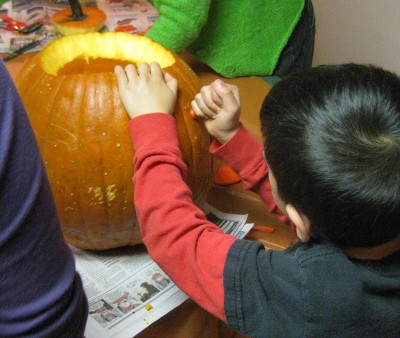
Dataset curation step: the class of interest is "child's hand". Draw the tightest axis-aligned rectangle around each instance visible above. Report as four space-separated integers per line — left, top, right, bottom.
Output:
114 62 178 119
191 79 241 144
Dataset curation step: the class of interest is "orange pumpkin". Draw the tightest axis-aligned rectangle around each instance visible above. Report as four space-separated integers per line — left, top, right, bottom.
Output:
53 0 106 35
16 32 213 250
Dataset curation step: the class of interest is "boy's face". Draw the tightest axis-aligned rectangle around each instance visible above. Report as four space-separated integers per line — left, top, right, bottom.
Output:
267 159 312 243
268 168 287 216
263 151 287 215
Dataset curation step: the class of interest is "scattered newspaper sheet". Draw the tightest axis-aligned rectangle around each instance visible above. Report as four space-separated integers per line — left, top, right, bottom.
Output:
0 0 158 53
72 204 253 338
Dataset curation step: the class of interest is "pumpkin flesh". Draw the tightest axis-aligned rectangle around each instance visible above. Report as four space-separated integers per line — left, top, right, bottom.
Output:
16 32 213 250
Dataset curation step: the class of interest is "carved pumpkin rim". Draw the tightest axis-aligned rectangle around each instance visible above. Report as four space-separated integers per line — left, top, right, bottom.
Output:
40 32 176 76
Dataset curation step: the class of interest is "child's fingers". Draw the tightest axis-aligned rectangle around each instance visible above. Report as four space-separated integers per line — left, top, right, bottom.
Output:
212 80 239 112
137 62 151 76
211 85 223 107
114 65 129 87
228 84 241 105
124 64 138 83
191 100 213 120
190 100 203 119
149 62 163 76
164 72 179 96
200 86 221 114
193 92 218 119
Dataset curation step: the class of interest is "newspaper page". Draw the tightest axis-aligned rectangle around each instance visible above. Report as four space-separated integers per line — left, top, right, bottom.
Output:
203 203 254 239
0 0 158 53
72 245 188 338
73 205 253 338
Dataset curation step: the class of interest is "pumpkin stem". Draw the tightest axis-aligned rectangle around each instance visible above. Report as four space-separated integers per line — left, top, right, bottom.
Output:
68 0 87 21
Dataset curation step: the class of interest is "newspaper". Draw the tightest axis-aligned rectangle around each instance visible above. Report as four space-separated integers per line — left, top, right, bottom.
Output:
72 204 253 338
0 0 158 53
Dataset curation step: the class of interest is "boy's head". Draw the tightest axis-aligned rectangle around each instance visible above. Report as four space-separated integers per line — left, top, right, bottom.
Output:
261 64 400 248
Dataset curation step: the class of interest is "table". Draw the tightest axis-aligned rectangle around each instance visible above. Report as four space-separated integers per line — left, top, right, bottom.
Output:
2 51 296 337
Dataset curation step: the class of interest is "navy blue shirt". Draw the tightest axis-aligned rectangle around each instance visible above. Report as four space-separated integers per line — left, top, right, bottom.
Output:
224 238 400 337
0 61 88 337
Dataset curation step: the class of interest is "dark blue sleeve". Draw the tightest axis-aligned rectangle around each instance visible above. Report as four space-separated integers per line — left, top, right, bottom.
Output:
223 239 305 337
0 60 88 337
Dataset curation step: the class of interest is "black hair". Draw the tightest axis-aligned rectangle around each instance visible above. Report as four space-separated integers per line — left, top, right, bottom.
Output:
261 64 400 248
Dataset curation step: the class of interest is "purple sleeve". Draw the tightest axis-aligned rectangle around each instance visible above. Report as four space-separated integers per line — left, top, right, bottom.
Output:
0 61 88 337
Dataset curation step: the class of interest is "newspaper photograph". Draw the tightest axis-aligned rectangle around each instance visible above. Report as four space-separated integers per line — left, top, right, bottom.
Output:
73 204 253 337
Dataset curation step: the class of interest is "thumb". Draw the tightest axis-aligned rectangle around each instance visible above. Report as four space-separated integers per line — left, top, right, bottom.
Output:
213 79 238 112
164 72 179 96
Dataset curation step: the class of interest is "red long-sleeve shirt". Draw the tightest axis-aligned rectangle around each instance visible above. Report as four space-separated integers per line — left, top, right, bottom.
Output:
130 113 287 321
131 114 400 338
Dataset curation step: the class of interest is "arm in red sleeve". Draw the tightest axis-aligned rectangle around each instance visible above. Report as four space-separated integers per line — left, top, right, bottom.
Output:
211 124 289 225
130 113 236 321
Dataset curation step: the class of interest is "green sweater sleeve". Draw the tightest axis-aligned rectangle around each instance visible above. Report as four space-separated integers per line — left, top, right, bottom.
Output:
146 0 212 52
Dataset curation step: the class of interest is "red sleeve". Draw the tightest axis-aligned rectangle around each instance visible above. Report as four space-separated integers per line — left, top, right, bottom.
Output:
130 113 236 321
211 125 289 225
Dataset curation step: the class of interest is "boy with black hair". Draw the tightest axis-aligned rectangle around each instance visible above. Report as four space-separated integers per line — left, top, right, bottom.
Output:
114 62 400 337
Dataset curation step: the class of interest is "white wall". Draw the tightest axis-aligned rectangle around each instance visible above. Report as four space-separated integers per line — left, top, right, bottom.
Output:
312 0 400 74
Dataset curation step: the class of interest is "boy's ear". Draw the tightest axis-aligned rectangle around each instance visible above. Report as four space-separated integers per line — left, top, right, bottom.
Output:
286 204 311 243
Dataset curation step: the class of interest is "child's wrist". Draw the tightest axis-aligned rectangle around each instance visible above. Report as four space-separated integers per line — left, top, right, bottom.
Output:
215 127 240 144
128 111 171 119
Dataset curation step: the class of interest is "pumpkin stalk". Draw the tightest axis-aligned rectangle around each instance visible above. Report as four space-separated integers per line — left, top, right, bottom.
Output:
68 0 87 21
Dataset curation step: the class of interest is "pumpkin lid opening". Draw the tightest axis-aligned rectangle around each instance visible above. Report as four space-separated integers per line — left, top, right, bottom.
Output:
40 32 176 76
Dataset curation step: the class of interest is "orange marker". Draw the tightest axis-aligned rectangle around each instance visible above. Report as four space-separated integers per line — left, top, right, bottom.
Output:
189 109 198 120
214 165 241 186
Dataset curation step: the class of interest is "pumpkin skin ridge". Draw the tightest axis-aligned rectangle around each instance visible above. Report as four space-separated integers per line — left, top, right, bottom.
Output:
25 61 126 248
75 75 97 248
110 82 140 247
79 74 132 249
71 71 138 249
176 70 199 201
16 33 212 250
95 74 122 247
50 74 107 249
67 86 96 246
173 90 194 191
35 71 95 246
17 55 52 130
170 58 213 204
147 51 212 206
51 75 93 247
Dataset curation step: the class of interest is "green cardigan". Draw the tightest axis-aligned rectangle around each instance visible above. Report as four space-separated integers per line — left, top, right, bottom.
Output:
146 0 305 78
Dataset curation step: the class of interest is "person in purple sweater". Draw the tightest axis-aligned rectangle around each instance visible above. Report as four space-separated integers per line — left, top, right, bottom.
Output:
0 60 88 337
